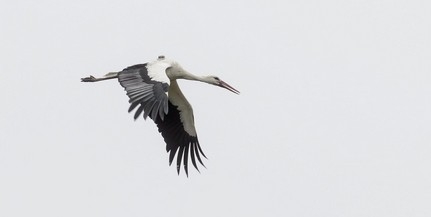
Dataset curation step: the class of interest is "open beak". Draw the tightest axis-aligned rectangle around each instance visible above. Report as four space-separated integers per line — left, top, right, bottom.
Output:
219 80 240 94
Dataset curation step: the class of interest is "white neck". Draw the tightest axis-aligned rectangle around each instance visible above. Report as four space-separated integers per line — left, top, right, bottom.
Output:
180 71 213 84
166 66 214 84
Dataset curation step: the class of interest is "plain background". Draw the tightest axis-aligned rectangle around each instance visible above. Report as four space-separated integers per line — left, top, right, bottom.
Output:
1 0 430 216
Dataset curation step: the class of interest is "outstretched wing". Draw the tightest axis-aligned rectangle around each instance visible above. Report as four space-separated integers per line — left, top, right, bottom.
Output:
118 64 206 176
118 64 170 121
153 102 207 176
153 81 207 176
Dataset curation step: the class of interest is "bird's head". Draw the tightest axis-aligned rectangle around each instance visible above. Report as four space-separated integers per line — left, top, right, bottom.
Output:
159 55 240 94
205 76 240 94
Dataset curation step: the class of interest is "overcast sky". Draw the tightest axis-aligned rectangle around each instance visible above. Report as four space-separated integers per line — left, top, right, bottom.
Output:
1 0 430 216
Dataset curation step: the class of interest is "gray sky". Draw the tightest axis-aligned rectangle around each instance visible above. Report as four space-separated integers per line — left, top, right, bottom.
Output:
1 0 430 216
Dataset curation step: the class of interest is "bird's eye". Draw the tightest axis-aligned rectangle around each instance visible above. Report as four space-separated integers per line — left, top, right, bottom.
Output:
214 77 220 81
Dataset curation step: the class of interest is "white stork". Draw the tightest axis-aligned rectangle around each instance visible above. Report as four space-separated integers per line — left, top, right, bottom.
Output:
81 56 239 176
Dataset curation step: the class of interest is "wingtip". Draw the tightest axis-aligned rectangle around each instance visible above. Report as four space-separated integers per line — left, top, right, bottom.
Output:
184 165 189 177
81 75 95 82
176 165 181 175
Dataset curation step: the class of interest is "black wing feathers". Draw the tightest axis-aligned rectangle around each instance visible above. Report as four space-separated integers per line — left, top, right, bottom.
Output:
118 64 169 121
153 102 206 176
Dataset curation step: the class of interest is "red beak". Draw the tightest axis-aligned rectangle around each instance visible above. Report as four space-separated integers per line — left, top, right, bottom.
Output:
219 80 240 94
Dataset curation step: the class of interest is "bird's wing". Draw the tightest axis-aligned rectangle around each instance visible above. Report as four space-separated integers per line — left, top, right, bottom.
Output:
118 64 170 121
153 81 207 176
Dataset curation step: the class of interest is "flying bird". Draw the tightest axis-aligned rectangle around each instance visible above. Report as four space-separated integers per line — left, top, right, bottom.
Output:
81 55 240 176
